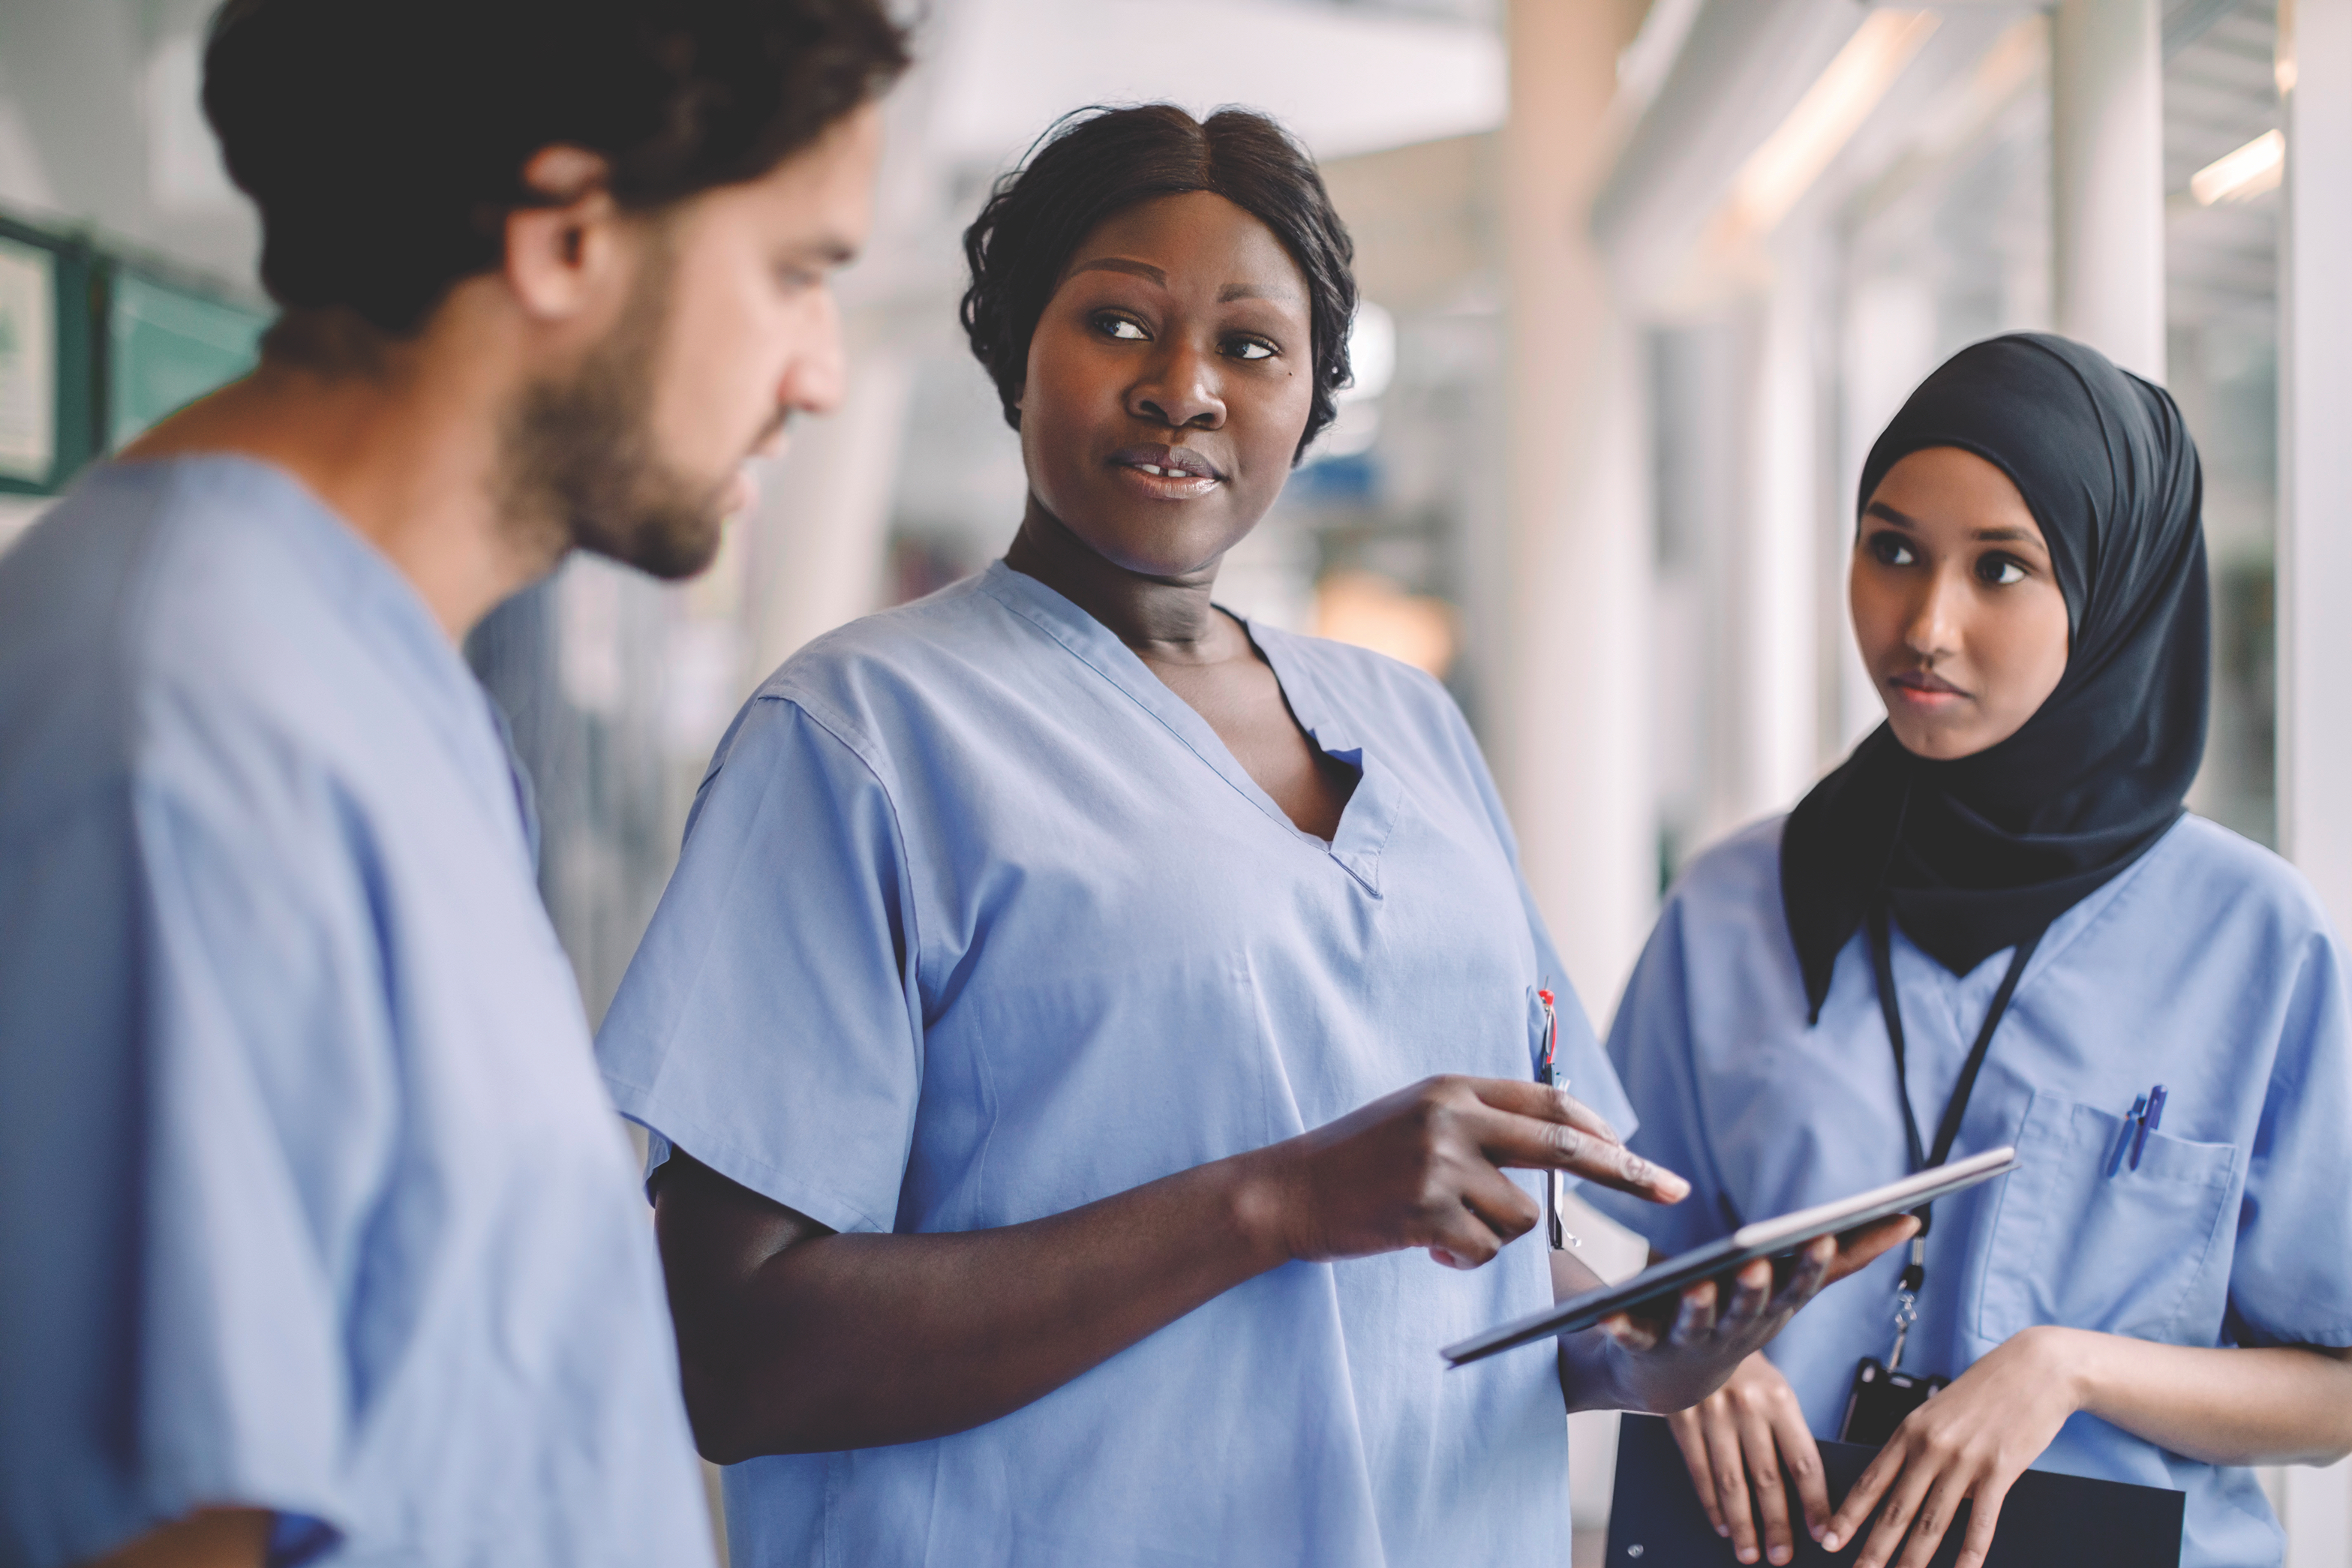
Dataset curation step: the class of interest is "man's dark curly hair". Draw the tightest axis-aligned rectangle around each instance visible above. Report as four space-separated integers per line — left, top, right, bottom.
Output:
960 105 1357 464
203 0 909 343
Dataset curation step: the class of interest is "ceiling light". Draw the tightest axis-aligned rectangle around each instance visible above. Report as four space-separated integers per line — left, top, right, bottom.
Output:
2191 129 2284 206
1723 10 1942 236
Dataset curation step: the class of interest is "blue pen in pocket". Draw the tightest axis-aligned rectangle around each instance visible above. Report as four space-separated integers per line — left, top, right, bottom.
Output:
2108 1093 2149 1177
2107 1085 2169 1176
2130 1083 2168 1170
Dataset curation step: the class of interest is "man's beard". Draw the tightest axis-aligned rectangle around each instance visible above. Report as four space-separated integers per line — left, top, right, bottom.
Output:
495 245 750 583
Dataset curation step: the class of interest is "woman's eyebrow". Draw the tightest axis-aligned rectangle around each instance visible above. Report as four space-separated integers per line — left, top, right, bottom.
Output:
1068 257 1166 285
1864 501 2043 549
1217 282 1299 302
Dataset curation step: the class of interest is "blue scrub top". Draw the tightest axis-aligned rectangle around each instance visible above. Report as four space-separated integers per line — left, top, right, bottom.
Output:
0 458 714 1568
596 560 1636 1568
1585 815 2352 1568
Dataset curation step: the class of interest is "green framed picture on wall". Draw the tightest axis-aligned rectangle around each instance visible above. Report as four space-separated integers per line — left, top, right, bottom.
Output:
0 233 57 486
0 212 98 497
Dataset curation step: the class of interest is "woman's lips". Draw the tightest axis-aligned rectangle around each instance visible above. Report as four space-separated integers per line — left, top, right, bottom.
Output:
1888 667 1969 706
1109 443 1223 499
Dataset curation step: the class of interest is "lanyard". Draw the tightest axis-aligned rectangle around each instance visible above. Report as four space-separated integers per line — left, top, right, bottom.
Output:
1866 908 2042 1215
1864 907 2042 1365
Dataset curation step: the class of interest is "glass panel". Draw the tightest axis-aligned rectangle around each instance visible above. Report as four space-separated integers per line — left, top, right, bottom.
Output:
107 269 268 449
2166 0 2280 847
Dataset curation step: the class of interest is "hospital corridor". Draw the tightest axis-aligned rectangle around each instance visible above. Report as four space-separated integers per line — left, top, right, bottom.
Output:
0 2 2347 1565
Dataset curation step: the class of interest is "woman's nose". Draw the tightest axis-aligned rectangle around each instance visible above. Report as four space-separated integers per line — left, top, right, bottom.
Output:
1130 338 1224 430
1904 567 1965 656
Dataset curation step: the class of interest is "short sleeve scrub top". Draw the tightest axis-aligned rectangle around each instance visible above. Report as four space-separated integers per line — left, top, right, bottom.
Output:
1582 814 2352 1568
596 561 1634 1568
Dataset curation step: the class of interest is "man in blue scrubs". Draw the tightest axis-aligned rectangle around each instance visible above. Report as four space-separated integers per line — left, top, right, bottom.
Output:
0 3 905 1564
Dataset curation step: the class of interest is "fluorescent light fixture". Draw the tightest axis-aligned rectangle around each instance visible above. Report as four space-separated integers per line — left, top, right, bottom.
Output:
2191 129 2284 206
1723 10 1941 236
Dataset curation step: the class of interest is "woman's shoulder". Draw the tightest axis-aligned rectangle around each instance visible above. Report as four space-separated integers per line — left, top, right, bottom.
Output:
2142 814 2341 947
682 575 1025 804
749 572 1026 724
1666 815 1791 920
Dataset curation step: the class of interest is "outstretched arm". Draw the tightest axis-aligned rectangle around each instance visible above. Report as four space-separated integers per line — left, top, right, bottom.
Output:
656 1075 1687 1462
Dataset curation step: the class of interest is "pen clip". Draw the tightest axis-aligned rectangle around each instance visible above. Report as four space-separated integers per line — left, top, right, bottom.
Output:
1536 987 1558 1080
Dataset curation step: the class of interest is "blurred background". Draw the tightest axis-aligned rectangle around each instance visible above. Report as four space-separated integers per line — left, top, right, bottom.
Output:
1 1 2347 1562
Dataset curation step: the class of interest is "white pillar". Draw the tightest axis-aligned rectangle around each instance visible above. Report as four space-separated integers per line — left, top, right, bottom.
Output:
2281 0 2352 939
2279 8 2352 1562
1735 254 1822 815
2052 0 2167 381
1500 0 1654 1018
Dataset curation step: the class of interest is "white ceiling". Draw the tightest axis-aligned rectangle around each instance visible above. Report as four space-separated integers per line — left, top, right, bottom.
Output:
0 0 1507 296
919 0 1504 170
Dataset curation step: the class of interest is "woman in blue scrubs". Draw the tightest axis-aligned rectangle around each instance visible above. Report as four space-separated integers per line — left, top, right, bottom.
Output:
1586 335 2352 1568
594 106 1905 1566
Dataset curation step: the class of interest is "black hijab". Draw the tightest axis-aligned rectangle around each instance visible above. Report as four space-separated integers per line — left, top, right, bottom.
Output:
1781 332 2209 1021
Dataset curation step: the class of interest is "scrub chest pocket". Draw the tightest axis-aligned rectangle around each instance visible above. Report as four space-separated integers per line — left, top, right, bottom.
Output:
1974 1090 2241 1345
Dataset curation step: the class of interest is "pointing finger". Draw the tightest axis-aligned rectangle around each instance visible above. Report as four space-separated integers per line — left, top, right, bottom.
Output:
1481 1110 1690 1202
1470 1077 1626 1142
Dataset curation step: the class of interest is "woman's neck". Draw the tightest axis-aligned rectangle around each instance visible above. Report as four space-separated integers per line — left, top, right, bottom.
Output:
1002 497 1236 663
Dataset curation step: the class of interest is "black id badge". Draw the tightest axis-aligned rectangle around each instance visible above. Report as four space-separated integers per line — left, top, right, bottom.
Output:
1837 1356 1948 1447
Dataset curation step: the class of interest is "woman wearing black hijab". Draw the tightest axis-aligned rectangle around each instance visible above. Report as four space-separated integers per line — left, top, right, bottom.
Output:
1583 335 2352 1568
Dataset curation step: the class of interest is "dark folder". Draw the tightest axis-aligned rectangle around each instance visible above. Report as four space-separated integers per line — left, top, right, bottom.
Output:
1605 1413 2185 1567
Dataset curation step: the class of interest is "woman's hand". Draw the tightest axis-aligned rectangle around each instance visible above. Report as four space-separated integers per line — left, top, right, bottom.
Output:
1572 1221 1915 1422
1251 1075 1689 1269
1821 1325 2080 1568
1666 1350 1828 1566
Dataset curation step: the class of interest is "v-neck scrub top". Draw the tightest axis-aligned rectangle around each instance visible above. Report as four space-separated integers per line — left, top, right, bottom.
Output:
0 458 713 1567
596 561 1634 1568
1582 816 2352 1568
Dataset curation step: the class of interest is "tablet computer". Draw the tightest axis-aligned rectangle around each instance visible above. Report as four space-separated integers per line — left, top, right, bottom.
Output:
1440 1145 2020 1368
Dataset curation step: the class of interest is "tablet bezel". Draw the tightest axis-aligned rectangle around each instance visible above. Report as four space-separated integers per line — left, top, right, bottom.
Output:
1439 1145 2020 1368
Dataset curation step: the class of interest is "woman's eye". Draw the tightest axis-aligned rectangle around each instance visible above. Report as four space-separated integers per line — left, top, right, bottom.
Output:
1227 338 1275 362
1098 315 1149 341
1870 533 1916 567
1980 555 2028 586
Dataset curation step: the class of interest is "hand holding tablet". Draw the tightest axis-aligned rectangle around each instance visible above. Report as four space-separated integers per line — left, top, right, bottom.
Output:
1442 1147 2021 1367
